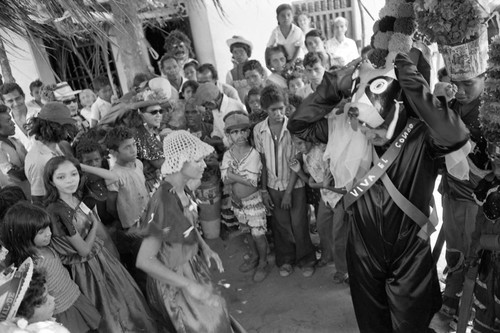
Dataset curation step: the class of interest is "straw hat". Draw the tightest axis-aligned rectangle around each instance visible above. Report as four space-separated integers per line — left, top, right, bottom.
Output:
226 36 253 51
53 82 81 101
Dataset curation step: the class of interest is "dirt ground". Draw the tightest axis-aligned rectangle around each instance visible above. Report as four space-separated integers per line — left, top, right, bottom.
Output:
204 177 457 333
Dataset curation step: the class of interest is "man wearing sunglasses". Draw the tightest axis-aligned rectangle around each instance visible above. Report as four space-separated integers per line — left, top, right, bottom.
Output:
193 83 246 143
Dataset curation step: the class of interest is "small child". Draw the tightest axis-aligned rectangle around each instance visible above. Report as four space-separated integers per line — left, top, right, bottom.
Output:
245 87 267 126
75 138 115 227
286 94 303 118
287 73 305 95
183 60 198 81
181 80 199 100
1 202 101 331
267 4 305 63
265 45 289 89
290 135 349 284
27 79 44 109
90 76 113 128
253 85 316 278
226 36 253 101
221 111 269 282
104 127 149 287
79 89 97 124
243 60 266 91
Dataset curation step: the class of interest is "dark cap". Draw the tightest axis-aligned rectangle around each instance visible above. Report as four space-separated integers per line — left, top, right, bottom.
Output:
37 102 76 125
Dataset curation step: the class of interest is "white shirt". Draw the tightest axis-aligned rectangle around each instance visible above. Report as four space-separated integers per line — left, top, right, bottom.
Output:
267 24 305 61
324 37 359 66
211 95 246 139
90 97 112 123
25 140 64 197
11 107 38 151
217 81 241 102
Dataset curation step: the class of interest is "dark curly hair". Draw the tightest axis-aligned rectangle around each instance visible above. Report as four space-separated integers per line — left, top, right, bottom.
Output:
0 186 27 221
1 202 52 267
26 117 67 143
17 269 49 320
75 138 103 161
164 30 194 59
260 84 287 110
29 80 43 95
242 60 266 77
104 126 134 151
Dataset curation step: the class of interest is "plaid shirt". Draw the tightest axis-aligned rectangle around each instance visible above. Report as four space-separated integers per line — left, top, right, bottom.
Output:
253 117 304 191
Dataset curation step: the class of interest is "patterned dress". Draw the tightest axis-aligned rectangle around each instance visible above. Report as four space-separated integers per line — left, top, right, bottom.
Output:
135 125 164 195
140 182 235 333
47 200 159 333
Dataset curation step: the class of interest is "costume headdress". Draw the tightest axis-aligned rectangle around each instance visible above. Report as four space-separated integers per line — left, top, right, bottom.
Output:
480 35 500 153
0 258 34 321
415 0 490 81
369 0 417 68
161 130 214 174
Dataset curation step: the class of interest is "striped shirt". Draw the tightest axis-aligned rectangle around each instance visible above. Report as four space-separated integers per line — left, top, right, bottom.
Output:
253 117 304 191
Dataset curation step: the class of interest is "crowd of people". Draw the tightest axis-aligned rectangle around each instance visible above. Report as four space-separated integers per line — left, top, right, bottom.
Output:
0 1 499 333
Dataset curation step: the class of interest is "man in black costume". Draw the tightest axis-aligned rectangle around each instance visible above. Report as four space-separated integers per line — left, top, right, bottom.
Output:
288 53 469 332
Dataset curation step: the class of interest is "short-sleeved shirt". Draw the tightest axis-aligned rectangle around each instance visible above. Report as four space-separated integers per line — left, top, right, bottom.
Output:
267 24 305 61
106 160 149 229
221 147 262 187
324 37 359 66
211 95 247 139
25 140 64 196
140 182 198 247
90 97 112 123
253 117 304 191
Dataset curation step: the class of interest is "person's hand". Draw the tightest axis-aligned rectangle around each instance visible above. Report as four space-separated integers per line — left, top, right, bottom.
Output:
323 169 334 189
185 282 219 306
289 158 301 173
281 191 292 210
159 128 174 137
261 190 274 212
433 82 457 102
308 177 317 188
202 246 224 273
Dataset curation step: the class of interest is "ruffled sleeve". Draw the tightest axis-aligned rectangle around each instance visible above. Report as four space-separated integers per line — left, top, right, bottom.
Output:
140 182 197 245
46 202 77 237
220 151 235 181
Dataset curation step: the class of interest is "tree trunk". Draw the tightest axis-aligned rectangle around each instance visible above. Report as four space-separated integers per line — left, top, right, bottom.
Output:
109 0 150 89
0 38 15 83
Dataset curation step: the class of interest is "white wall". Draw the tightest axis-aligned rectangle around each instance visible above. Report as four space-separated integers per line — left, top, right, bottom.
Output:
0 30 55 96
202 0 384 81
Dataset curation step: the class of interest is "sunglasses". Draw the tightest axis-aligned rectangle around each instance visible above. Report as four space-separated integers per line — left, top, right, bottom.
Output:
145 109 164 115
63 98 77 105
